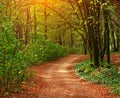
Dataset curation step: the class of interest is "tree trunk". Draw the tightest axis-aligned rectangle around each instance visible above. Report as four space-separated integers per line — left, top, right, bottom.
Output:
70 32 74 47
25 6 30 45
104 12 110 64
34 5 37 34
44 0 48 39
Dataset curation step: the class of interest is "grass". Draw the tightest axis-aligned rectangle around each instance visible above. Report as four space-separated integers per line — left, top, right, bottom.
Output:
74 60 120 95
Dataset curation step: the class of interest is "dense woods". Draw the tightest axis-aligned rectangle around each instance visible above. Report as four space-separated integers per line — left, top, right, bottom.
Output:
0 0 120 96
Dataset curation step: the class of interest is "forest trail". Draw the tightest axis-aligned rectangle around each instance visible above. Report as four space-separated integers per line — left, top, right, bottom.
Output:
12 54 120 98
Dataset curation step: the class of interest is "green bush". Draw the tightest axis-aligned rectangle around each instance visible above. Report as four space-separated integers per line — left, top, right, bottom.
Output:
24 34 45 65
74 60 120 95
24 34 65 65
62 46 80 55
43 41 64 60
74 60 94 73
0 17 27 93
24 33 81 66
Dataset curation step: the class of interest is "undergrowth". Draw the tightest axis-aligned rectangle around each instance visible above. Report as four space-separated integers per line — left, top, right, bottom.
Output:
0 17 28 94
24 33 75 65
74 60 120 95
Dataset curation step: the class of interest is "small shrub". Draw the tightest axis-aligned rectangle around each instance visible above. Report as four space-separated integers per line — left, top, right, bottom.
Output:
24 34 45 65
111 85 120 95
43 41 64 60
74 60 94 73
101 62 111 68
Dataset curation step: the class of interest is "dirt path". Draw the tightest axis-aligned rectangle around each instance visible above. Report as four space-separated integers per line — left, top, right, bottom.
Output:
10 55 120 98
111 54 120 67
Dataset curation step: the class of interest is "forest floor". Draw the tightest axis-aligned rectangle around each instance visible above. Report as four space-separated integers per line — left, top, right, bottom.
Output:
4 54 120 98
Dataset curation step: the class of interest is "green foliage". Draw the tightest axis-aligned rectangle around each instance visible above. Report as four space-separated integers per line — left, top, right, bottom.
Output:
62 46 79 55
0 18 27 93
74 60 94 74
24 34 45 65
100 62 111 68
74 60 120 95
24 34 65 65
44 41 64 60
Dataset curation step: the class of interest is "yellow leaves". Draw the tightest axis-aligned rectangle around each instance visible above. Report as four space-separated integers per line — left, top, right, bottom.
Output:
78 0 82 4
19 71 21 74
90 1 93 4
35 54 38 57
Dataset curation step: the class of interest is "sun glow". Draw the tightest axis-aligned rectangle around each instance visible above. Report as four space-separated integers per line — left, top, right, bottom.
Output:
79 0 82 3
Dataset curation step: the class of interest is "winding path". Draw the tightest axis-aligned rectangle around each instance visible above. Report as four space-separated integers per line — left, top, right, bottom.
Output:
12 55 120 98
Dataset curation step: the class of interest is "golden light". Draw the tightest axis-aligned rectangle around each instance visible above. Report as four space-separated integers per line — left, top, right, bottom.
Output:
79 0 82 3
